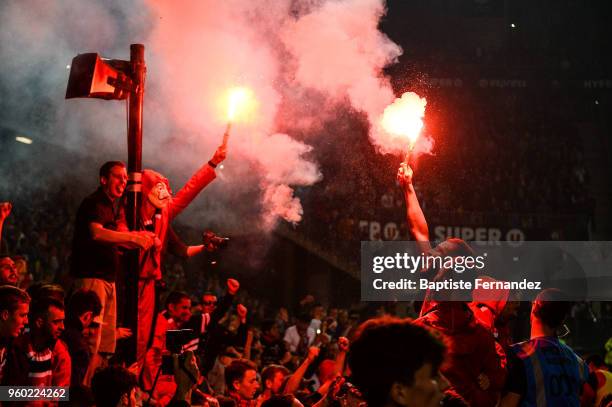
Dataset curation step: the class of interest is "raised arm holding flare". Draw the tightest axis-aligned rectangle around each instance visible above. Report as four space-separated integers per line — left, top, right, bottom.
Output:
396 162 505 406
136 143 227 369
397 162 431 253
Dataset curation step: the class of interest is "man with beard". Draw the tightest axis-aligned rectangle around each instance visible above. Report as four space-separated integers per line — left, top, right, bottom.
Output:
6 297 71 392
0 254 19 286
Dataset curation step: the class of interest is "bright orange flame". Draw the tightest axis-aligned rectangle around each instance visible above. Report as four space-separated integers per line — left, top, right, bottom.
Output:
227 87 251 121
381 92 426 150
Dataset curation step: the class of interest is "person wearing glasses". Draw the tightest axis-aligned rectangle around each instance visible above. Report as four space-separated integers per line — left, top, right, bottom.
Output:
501 289 591 407
184 279 240 355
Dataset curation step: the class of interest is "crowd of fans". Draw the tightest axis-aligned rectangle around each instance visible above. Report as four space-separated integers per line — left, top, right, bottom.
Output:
0 153 611 406
1 249 611 406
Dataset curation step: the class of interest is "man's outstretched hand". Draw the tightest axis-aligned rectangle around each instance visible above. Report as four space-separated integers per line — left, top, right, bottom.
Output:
210 144 227 166
396 162 413 188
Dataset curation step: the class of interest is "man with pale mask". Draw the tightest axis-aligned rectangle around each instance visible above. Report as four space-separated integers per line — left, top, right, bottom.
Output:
136 143 227 367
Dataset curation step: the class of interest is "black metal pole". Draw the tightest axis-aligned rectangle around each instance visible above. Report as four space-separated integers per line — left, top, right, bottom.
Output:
124 43 145 364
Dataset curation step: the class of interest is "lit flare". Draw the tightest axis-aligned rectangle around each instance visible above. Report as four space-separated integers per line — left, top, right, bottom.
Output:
381 91 426 157
223 87 254 147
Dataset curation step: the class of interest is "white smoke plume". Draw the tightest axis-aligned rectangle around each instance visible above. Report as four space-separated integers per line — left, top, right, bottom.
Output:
280 0 410 154
0 0 412 234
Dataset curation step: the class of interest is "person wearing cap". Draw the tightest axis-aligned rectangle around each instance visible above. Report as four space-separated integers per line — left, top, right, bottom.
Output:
501 288 591 407
397 162 505 407
136 143 227 369
62 289 103 387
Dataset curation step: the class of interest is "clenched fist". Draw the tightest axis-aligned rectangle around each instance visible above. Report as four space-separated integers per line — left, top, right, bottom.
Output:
396 162 413 188
237 304 248 323
227 278 240 295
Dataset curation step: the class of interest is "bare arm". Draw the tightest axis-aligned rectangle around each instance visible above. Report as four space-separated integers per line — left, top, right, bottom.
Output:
284 347 320 395
89 222 154 250
333 337 349 377
244 329 254 361
168 145 226 220
397 163 431 252
500 393 520 407
0 202 11 249
167 227 206 258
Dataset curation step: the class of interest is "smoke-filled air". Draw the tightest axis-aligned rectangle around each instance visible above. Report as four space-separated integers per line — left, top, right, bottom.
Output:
0 0 428 234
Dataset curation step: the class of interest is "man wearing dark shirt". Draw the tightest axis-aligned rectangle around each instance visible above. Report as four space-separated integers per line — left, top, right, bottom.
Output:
70 161 155 385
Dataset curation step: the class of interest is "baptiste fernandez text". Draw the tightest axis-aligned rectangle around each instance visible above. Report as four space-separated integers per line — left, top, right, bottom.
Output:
372 278 542 291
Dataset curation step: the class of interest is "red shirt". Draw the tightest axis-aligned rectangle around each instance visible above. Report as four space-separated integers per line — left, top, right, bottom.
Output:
4 333 71 407
139 163 216 280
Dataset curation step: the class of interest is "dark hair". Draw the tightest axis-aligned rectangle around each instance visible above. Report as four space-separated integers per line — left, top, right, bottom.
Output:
348 317 446 407
261 364 290 388
164 291 190 310
533 289 573 330
99 161 125 179
65 385 95 407
261 395 295 407
0 285 30 312
30 297 64 320
225 359 257 390
91 365 138 407
296 313 311 324
67 289 102 320
26 283 65 304
261 319 278 333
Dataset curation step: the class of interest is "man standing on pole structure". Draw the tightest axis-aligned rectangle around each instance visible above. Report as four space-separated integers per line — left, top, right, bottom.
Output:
118 44 228 367
65 44 228 368
135 144 227 368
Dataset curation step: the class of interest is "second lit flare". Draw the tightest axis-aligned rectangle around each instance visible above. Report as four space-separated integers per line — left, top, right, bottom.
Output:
381 91 427 158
